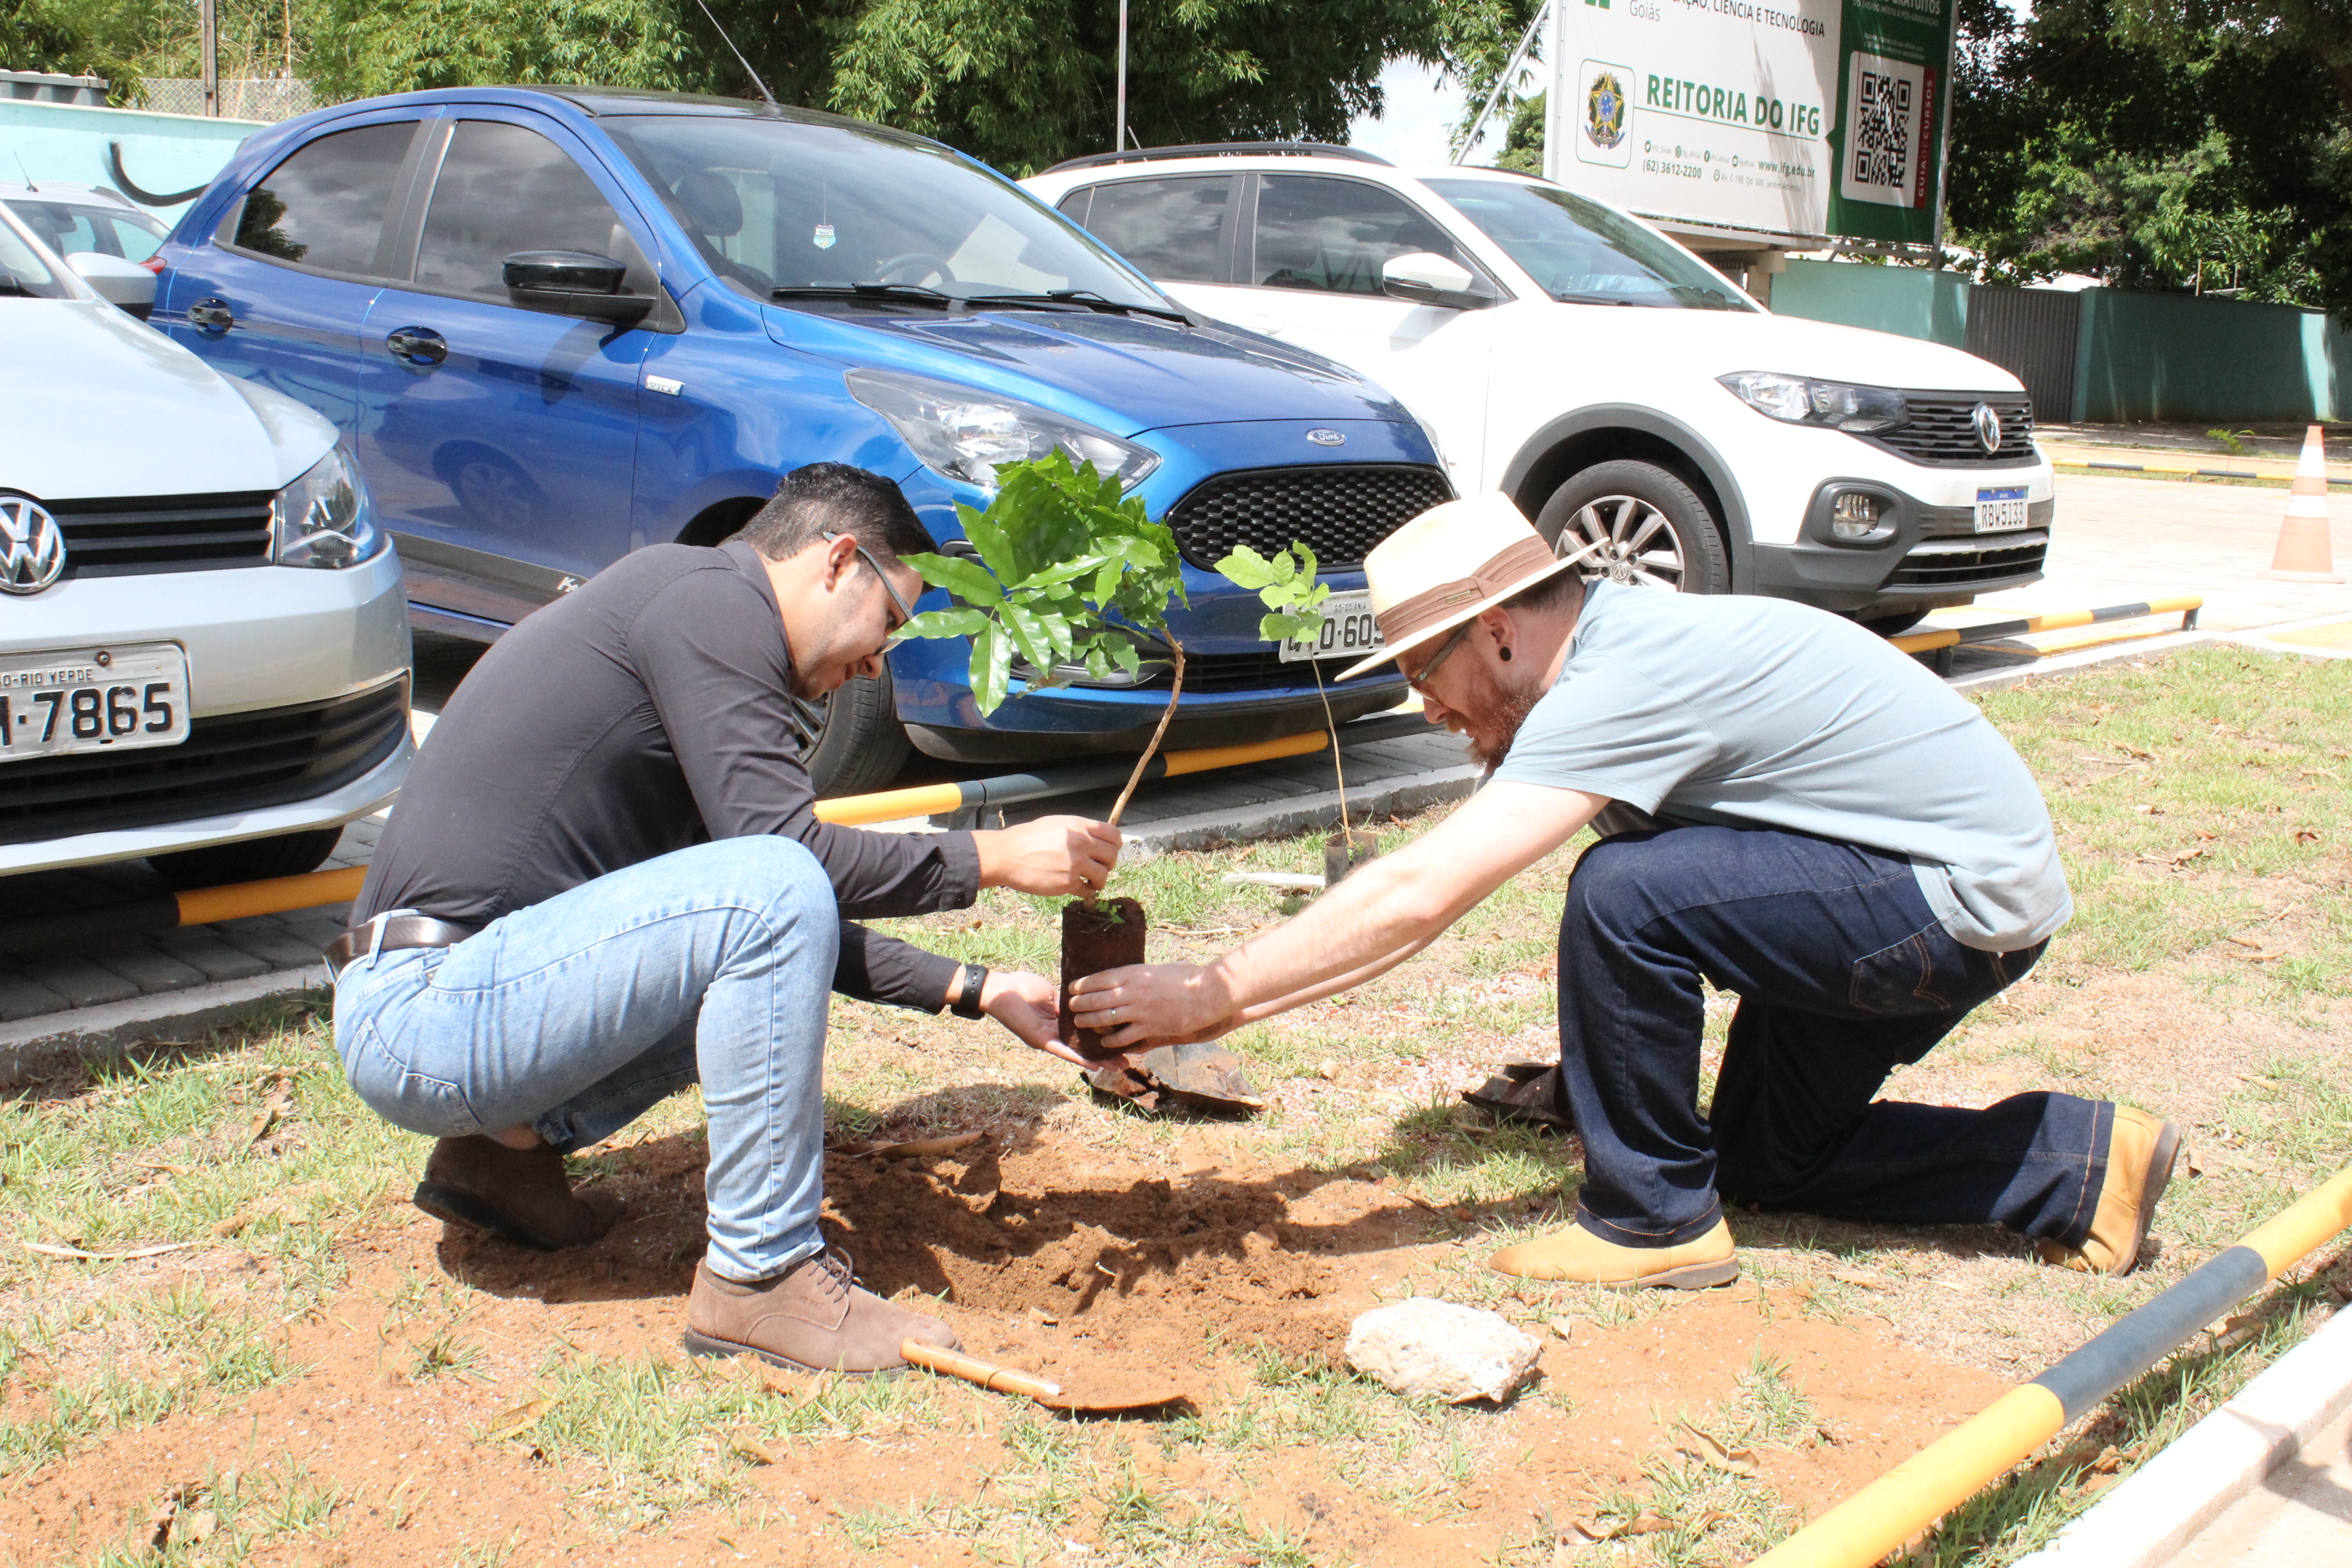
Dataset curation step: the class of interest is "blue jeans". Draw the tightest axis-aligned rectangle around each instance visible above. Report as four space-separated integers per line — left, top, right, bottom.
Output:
332 836 838 1281
1555 824 2106 1250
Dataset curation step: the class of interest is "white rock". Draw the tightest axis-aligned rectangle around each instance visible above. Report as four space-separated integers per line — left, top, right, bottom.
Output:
1345 1296 1544 1403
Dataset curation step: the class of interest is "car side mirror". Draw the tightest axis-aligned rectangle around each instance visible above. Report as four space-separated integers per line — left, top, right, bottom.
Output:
1381 252 1493 310
502 250 655 325
67 250 157 318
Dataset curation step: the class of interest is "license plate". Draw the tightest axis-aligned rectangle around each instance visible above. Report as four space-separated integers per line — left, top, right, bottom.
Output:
1974 487 2030 532
0 642 191 762
1279 591 1385 662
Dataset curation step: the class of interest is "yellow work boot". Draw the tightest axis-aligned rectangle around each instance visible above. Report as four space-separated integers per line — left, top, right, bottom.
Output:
1488 1218 1738 1290
2036 1106 2182 1277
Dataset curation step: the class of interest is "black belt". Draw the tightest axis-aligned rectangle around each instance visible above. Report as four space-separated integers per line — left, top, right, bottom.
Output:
324 915 476 979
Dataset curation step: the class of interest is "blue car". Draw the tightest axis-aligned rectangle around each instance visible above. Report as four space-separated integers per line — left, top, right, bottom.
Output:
150 88 1447 794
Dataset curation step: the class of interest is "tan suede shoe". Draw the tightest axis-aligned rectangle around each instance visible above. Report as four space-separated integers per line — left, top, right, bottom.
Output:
2036 1105 2182 1277
683 1250 958 1375
412 1135 625 1252
1488 1217 1739 1289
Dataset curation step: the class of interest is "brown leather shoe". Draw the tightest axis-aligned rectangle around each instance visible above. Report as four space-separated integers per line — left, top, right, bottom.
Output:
412 1134 625 1252
682 1250 958 1375
2037 1105 2182 1277
1487 1217 1739 1289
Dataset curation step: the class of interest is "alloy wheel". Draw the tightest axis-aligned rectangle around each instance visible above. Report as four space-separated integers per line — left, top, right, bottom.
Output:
1553 494 1690 590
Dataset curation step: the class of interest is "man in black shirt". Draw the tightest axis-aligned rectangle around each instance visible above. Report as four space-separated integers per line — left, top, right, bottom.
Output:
332 464 1119 1374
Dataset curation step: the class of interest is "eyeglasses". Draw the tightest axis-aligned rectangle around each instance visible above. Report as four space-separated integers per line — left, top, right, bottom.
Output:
1399 620 1475 696
822 529 915 649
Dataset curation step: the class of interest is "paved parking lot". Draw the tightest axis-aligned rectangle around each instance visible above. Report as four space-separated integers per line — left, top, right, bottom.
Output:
7 468 2342 1063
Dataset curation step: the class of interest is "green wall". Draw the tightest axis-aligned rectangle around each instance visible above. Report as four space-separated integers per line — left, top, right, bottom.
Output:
1771 258 2347 423
1769 259 1970 348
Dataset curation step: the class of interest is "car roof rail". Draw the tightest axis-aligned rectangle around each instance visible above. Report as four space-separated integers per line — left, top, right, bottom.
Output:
1041 142 1392 175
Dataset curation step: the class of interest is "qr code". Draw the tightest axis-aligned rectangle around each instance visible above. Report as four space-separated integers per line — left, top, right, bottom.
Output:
1850 67 1914 189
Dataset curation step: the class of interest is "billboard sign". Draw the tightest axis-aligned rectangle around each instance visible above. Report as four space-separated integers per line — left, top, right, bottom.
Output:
1546 0 1954 245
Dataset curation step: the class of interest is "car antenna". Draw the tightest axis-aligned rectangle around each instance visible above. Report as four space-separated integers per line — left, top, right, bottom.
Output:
690 0 780 110
12 154 35 192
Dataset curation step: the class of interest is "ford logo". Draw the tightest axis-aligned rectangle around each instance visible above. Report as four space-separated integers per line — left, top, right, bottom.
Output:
0 496 65 595
1305 429 1346 447
1971 404 2003 455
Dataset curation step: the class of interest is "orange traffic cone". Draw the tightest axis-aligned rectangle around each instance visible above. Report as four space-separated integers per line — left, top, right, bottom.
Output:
2259 425 2343 583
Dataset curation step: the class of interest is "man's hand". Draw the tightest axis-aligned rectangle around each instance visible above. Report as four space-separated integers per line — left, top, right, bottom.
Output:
1066 961 1232 1050
973 815 1121 897
978 969 1090 1066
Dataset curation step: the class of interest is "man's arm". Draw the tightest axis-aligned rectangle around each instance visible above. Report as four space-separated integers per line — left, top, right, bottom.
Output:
835 921 1085 1065
1067 781 1607 1047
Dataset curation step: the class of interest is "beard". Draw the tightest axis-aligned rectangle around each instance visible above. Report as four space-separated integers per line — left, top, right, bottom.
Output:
1454 659 1546 769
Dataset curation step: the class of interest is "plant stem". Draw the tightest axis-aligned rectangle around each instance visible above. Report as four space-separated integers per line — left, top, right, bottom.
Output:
1107 637 1183 829
1312 659 1350 834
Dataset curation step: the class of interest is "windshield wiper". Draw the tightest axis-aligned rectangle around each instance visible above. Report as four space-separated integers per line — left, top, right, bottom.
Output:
770 282 957 308
960 288 1193 325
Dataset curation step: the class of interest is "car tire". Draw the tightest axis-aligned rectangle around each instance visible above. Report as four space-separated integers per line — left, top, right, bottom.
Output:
1535 460 1731 594
794 666 913 799
146 826 346 892
1857 611 1927 637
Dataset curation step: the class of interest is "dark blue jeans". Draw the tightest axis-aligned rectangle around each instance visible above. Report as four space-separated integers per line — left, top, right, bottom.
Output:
1554 824 2108 1251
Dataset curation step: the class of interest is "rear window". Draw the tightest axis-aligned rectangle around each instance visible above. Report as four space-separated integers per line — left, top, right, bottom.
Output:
1066 176 1232 283
231 121 415 274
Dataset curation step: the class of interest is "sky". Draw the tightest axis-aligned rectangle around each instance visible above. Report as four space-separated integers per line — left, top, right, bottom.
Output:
1346 56 1478 171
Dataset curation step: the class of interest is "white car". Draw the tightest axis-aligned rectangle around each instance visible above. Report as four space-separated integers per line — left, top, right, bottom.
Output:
1025 146 2053 631
0 202 412 886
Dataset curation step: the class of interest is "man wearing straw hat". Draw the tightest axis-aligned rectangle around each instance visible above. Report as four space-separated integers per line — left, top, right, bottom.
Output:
1069 493 2180 1287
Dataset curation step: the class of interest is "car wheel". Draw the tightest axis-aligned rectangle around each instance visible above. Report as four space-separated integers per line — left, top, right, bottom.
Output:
1857 611 1927 637
792 665 913 799
1535 460 1731 594
146 826 346 892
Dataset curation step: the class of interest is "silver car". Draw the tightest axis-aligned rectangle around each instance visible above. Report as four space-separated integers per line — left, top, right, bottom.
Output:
0 203 412 887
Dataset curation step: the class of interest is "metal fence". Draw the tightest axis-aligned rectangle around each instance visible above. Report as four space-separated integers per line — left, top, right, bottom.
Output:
1963 284 2083 425
137 78 317 122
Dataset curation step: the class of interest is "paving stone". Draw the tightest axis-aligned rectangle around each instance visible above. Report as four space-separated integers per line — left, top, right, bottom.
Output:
208 919 335 969
88 945 208 992
148 929 275 983
0 973 70 1022
25 956 140 1009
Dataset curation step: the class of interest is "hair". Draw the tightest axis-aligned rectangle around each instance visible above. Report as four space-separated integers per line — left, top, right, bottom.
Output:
732 463 934 563
1499 566 1586 616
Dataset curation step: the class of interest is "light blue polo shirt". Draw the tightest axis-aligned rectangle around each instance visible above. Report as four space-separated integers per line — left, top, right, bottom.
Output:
1490 581 2071 951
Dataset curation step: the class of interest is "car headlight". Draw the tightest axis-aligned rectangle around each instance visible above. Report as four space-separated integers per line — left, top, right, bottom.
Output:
847 368 1161 490
272 446 382 568
1717 371 1908 434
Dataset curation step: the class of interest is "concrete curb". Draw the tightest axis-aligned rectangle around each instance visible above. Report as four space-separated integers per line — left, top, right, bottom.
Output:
2012 1304 2352 1568
0 964 327 1088
1120 761 1484 860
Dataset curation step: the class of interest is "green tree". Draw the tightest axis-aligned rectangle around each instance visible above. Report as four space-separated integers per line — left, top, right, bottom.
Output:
308 0 696 101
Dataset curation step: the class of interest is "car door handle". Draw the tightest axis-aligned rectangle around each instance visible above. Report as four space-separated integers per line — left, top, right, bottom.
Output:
188 297 234 334
385 326 447 367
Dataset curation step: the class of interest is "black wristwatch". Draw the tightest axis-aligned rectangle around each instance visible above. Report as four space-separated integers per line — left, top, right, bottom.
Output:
949 962 989 1020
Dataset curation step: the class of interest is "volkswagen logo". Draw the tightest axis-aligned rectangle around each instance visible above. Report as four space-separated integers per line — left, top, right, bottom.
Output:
1305 428 1347 447
1971 403 2004 455
0 496 65 595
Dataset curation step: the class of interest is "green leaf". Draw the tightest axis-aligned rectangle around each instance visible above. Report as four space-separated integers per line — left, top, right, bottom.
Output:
968 622 1011 715
1260 610 1322 644
1215 544 1279 590
1017 554 1108 590
998 601 1060 673
906 552 1004 610
898 606 987 640
956 504 1018 583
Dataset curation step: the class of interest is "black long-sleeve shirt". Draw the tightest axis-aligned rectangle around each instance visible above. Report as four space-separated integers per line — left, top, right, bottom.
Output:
356 540 978 1010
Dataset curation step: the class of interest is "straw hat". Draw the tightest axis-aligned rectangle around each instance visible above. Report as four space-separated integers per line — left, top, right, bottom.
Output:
1337 493 1582 680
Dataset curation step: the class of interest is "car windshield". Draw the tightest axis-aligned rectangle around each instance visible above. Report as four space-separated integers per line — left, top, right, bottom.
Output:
1424 178 1750 310
0 212 71 299
603 116 1171 312
3 198 169 264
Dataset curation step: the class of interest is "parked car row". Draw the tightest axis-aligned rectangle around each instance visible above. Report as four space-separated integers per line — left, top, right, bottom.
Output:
3 88 2052 889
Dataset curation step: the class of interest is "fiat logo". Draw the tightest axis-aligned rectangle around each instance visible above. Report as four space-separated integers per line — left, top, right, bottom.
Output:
0 496 65 595
1971 404 2003 455
1305 428 1346 446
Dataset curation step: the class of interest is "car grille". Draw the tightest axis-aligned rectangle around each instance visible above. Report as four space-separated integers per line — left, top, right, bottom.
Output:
1162 464 1453 570
1866 393 2038 467
1154 650 1400 693
0 678 407 846
1886 533 2048 588
49 490 276 578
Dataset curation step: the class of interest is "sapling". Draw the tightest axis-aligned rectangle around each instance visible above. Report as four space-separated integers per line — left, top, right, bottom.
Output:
1214 540 1377 884
896 451 1187 1053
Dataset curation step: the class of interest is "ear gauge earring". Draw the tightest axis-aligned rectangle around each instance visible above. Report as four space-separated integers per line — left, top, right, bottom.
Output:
1498 645 1514 662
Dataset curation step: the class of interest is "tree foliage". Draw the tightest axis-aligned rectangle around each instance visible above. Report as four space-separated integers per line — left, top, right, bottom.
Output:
1215 540 1328 647
898 451 1186 716
1949 0 2352 308
308 0 696 101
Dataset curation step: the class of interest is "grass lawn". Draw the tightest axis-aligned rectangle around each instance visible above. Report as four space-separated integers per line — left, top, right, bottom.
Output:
1 644 2347 1567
